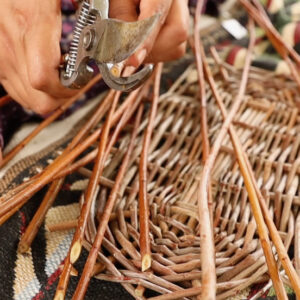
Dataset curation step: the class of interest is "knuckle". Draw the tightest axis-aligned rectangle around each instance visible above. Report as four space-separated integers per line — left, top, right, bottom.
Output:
173 44 186 59
29 67 49 91
14 8 29 30
33 101 56 115
174 26 188 44
29 94 58 115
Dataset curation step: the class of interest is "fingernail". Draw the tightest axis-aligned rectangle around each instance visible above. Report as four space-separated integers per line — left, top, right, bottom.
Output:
136 49 148 65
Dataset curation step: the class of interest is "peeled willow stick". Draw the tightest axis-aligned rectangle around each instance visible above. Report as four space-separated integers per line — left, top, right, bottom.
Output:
200 23 289 298
210 47 229 82
194 0 209 163
244 154 300 297
193 0 213 229
17 91 115 253
139 63 163 272
72 104 143 300
0 74 102 168
54 84 147 299
54 92 120 300
195 19 255 300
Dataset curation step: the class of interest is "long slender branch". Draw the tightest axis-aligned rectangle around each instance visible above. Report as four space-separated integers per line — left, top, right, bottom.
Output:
17 90 115 253
0 89 140 219
201 21 290 299
54 91 120 300
139 63 163 272
72 104 143 300
196 19 255 300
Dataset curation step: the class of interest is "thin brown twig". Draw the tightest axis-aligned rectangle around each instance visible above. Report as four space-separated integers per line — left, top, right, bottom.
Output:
17 91 115 253
192 1 213 293
46 220 78 232
54 91 121 300
209 46 229 82
18 179 65 253
245 154 300 297
195 18 255 300
194 0 209 164
72 104 144 300
201 22 289 299
53 88 143 180
139 63 163 272
54 84 147 299
0 87 140 220
193 0 213 232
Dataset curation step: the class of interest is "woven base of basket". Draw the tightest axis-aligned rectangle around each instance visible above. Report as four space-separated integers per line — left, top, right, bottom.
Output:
69 61 299 299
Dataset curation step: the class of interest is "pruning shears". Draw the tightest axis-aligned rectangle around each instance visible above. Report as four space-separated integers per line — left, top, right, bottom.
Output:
60 0 159 91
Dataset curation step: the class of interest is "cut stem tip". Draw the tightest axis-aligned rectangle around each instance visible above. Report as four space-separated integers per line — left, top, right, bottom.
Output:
142 254 152 272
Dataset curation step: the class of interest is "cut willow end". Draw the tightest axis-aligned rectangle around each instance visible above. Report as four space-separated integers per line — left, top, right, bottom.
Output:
17 242 30 254
59 264 78 277
135 285 145 298
53 291 64 300
110 63 124 77
70 240 82 264
142 253 152 272
71 267 79 277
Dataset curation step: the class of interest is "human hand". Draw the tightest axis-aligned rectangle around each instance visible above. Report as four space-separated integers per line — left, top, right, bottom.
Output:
109 0 190 67
0 0 76 115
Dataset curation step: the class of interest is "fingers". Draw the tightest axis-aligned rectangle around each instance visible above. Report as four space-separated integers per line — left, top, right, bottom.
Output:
145 0 189 63
2 65 68 115
25 31 76 99
24 12 75 99
127 0 173 66
127 0 189 66
109 0 139 21
0 0 76 115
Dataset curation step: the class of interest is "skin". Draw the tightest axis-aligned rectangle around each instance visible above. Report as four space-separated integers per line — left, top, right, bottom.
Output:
0 0 189 161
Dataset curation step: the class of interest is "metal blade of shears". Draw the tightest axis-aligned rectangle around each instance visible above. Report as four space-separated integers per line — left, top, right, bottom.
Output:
93 14 159 64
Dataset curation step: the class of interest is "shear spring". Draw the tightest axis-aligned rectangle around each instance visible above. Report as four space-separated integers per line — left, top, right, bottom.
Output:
61 0 158 91
65 1 96 78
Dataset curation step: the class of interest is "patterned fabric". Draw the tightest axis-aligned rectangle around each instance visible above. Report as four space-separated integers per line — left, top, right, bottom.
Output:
221 0 300 74
0 5 297 299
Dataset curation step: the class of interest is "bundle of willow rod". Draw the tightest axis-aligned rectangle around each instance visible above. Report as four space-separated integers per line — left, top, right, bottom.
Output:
1 0 300 299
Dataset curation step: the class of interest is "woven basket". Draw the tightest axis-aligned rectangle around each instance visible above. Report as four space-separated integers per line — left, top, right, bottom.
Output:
76 60 300 299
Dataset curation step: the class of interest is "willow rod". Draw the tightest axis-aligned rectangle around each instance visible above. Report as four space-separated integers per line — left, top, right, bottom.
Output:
195 18 255 300
139 63 163 272
0 88 140 219
17 90 115 253
54 91 120 300
193 0 213 230
200 21 290 299
72 104 143 300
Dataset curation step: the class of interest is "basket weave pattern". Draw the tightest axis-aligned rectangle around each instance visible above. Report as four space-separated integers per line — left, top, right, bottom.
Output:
80 63 300 299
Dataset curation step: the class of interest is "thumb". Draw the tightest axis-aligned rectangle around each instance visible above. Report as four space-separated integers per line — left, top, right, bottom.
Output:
128 0 173 67
109 0 138 22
